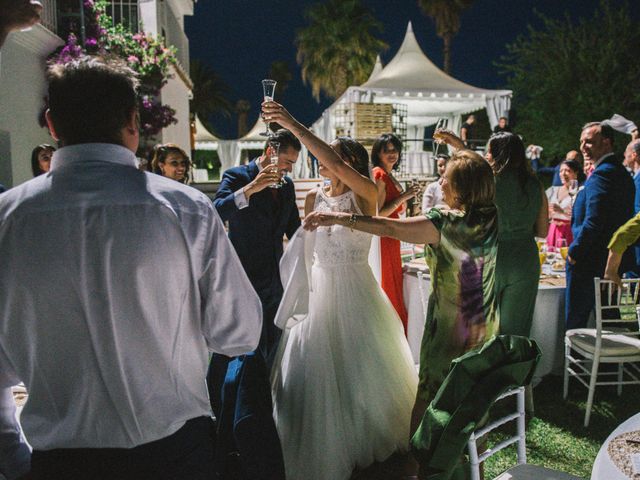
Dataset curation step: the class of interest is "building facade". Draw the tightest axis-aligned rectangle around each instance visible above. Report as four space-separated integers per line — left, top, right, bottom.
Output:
0 0 194 188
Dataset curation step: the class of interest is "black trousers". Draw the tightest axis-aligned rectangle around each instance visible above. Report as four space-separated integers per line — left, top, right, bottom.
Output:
31 416 216 480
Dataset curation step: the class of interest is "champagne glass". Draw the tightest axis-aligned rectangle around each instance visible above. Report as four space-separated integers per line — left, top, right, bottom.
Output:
268 140 282 189
556 238 568 260
567 179 579 204
261 79 277 137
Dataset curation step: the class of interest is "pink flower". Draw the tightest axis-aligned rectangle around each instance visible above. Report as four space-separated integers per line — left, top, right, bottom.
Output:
127 55 139 63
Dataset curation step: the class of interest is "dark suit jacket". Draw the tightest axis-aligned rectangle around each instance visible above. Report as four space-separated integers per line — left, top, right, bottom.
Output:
214 160 301 302
569 153 635 274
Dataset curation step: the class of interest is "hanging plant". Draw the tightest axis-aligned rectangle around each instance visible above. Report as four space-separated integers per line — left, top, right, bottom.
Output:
43 0 178 140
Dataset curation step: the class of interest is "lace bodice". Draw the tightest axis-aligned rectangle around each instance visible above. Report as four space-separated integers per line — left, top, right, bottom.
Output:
313 188 372 267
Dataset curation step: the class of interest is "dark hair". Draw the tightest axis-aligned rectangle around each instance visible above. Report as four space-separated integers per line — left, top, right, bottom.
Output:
488 131 535 190
31 144 56 177
47 55 139 146
336 136 370 178
262 128 301 154
371 133 403 171
151 143 191 183
447 150 495 210
499 116 508 121
631 139 640 155
561 159 581 175
436 153 450 162
582 121 615 146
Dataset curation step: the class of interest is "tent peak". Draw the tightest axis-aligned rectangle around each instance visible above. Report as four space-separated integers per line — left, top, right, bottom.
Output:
406 21 413 33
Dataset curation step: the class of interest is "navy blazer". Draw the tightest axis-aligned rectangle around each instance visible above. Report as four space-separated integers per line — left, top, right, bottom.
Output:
214 160 301 300
569 153 635 274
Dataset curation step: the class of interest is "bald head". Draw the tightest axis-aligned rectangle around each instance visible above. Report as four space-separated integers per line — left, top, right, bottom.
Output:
624 139 640 171
565 150 582 165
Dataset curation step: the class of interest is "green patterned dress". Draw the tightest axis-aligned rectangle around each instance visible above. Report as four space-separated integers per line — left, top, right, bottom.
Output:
418 206 500 403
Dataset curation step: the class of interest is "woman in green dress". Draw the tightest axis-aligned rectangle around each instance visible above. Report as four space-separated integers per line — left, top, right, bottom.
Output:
436 130 548 337
486 132 548 336
303 149 500 429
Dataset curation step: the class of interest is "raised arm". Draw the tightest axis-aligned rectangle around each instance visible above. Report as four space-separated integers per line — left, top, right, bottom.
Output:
262 101 377 214
304 210 440 245
433 129 466 151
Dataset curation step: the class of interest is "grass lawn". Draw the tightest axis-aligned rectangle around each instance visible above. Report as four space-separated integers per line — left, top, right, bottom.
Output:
484 374 640 479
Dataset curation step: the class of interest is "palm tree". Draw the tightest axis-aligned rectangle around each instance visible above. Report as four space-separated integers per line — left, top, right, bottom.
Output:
417 0 474 74
296 0 387 101
189 60 233 133
269 61 293 98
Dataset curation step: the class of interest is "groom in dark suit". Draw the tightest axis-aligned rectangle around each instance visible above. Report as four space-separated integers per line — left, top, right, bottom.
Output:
208 130 301 479
213 129 301 363
566 122 635 329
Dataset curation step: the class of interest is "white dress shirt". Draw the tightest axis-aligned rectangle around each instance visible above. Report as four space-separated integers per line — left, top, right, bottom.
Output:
233 158 262 209
0 143 262 450
422 180 444 212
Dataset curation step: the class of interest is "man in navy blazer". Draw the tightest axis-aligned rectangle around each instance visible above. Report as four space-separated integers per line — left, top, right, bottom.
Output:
566 122 635 329
213 129 301 363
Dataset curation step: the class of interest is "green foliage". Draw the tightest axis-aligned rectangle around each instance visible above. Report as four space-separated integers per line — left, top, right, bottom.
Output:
497 0 640 159
417 0 474 37
49 0 179 140
189 60 232 135
269 61 293 97
417 0 474 72
193 149 220 179
295 0 388 101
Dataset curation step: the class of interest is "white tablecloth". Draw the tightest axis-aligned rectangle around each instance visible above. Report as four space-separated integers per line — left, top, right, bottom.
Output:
403 270 565 377
592 412 640 479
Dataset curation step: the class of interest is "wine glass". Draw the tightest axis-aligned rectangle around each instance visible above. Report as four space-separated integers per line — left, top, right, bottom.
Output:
556 238 568 260
261 79 277 137
268 140 283 189
567 179 579 204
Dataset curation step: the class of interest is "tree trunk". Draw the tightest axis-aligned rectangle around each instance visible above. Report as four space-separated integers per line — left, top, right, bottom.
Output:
236 99 251 137
443 33 452 74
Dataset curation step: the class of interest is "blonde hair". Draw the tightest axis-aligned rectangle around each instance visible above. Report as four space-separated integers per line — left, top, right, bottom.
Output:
446 149 495 210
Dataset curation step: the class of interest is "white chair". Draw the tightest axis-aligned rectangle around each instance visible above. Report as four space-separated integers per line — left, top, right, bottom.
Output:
468 387 583 480
564 277 640 427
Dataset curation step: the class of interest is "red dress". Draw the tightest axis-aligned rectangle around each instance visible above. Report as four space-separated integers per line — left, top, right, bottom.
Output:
373 166 409 334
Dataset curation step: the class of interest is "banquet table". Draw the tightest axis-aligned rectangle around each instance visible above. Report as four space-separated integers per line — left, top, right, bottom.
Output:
403 262 566 378
592 412 640 479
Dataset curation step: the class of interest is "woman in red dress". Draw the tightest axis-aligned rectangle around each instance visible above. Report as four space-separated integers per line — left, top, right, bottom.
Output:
371 133 419 334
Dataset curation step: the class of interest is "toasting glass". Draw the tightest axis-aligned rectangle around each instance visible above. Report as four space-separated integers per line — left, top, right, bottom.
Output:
261 79 277 137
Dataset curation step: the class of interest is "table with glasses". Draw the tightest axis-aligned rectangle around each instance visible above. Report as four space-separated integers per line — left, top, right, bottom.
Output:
592 412 640 479
403 260 566 378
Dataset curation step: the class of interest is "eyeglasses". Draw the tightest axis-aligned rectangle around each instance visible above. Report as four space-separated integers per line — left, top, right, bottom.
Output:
166 160 191 168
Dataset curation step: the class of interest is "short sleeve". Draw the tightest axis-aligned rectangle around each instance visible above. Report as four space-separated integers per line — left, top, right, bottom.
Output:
372 166 385 181
424 207 445 231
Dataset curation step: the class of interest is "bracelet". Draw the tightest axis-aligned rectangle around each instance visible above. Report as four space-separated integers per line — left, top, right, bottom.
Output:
347 213 358 230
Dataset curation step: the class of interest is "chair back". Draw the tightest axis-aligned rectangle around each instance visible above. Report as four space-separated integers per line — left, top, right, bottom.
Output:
467 387 526 480
594 278 640 345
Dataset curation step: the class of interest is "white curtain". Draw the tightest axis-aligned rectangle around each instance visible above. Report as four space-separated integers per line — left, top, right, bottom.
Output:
217 140 241 176
485 95 512 129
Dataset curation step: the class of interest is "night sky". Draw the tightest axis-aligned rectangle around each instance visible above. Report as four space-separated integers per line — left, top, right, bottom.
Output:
185 0 633 139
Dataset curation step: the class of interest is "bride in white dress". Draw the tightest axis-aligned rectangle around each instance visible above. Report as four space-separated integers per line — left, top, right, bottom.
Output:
262 101 418 480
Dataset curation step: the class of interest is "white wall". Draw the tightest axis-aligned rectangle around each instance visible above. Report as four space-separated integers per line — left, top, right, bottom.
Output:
158 66 191 153
0 26 62 188
139 0 192 154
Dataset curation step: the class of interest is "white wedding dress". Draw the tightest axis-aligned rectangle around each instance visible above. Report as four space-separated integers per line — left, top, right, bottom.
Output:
271 188 418 480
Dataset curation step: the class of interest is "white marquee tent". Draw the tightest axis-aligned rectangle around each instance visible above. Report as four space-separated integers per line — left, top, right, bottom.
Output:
311 21 512 150
195 116 271 176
